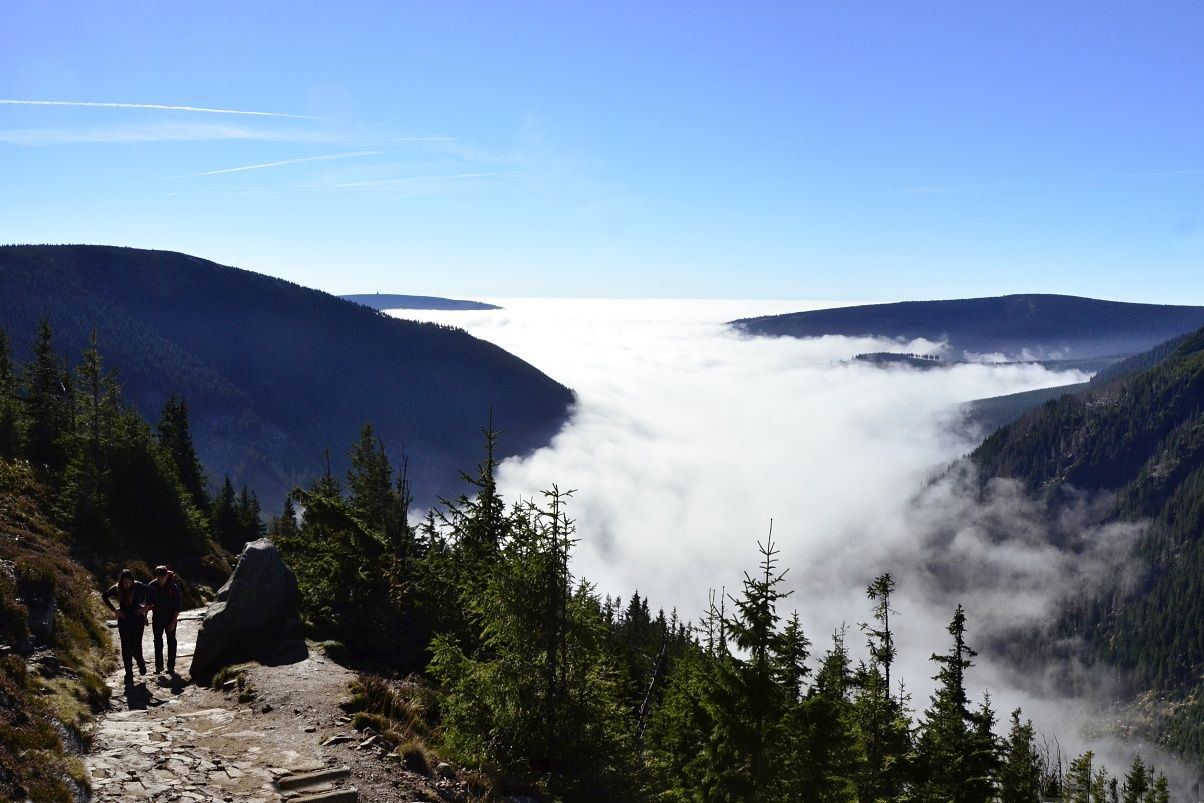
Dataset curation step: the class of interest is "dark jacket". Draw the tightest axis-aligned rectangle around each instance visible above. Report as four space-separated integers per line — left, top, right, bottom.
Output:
102 581 151 617
145 575 182 617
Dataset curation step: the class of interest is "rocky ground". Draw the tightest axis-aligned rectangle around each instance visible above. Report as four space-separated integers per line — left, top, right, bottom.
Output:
85 609 478 803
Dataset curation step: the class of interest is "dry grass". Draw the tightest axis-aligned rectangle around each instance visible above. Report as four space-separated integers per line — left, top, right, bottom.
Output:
0 460 114 802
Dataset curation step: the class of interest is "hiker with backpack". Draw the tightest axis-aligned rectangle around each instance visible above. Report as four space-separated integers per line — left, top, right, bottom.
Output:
146 565 182 674
102 568 152 684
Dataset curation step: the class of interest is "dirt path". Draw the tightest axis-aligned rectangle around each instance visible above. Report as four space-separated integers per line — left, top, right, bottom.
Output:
85 609 452 803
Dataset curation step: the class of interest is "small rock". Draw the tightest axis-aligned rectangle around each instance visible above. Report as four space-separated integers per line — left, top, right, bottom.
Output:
321 734 354 746
357 735 380 750
304 726 317 733
435 762 456 779
261 703 273 713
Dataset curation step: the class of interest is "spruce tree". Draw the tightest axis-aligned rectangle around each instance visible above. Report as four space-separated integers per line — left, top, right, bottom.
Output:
1121 755 1149 803
212 477 241 552
347 423 394 535
914 605 996 803
796 628 862 802
236 485 266 543
720 535 792 800
1063 751 1112 803
1144 774 1169 803
63 331 121 536
999 709 1042 803
21 318 73 476
855 571 912 801
157 396 208 512
0 328 21 459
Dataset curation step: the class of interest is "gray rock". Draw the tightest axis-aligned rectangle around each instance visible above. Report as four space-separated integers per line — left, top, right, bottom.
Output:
189 538 299 680
16 579 56 645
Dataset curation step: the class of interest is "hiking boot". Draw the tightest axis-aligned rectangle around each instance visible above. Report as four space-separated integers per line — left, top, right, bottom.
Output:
156 663 164 673
138 661 147 676
124 673 133 685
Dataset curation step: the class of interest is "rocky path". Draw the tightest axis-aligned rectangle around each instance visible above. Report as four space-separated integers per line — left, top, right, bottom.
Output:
85 610 447 803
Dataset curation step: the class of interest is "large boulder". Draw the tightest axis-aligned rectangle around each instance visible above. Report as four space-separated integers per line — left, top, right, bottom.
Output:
189 538 299 681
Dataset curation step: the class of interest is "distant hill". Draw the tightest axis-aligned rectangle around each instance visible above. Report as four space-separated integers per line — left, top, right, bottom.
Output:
970 324 1204 761
732 294 1204 360
959 381 1091 435
854 352 948 369
341 293 500 311
960 334 1194 435
0 245 573 508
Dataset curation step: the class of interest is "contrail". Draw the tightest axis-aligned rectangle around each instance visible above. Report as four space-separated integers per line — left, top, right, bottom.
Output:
169 150 387 178
0 99 323 119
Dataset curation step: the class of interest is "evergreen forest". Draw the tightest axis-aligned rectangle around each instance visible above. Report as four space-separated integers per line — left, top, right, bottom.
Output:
269 424 1179 801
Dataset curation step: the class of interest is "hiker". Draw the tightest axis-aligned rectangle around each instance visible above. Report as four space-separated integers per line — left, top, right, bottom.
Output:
146 564 182 674
102 568 152 684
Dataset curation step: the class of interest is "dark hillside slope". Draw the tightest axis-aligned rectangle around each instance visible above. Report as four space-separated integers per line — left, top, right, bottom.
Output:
732 294 1204 360
0 245 573 507
961 333 1194 435
971 326 1204 760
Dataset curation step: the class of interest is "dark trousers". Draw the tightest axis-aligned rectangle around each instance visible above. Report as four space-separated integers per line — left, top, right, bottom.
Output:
152 613 177 671
117 618 146 678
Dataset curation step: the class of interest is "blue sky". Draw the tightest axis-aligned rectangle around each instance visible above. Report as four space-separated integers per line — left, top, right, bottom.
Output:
2 1 1202 301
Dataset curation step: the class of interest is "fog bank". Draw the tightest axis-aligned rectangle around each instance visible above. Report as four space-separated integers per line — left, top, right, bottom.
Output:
393 298 1181 783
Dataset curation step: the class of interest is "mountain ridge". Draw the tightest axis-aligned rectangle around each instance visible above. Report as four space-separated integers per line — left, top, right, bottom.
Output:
341 293 500 311
732 293 1204 360
0 244 574 509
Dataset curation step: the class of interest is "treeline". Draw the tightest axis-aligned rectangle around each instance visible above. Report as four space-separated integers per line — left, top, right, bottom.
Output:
0 320 232 585
272 424 1175 801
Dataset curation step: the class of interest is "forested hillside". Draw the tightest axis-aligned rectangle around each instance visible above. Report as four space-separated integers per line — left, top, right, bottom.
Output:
0 245 573 508
733 294 1204 360
972 325 1204 763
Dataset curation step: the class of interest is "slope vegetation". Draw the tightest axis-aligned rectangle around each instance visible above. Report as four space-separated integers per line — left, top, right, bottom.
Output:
0 245 573 507
972 326 1204 760
733 294 1204 360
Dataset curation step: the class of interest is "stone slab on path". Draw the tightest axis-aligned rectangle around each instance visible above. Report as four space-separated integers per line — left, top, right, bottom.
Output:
86 608 358 803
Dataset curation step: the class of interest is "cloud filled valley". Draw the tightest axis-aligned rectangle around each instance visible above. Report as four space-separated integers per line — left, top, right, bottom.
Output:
394 298 1192 787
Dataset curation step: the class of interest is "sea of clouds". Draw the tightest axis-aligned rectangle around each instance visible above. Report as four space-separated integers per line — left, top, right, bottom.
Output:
393 298 1186 785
